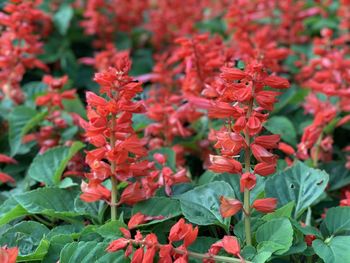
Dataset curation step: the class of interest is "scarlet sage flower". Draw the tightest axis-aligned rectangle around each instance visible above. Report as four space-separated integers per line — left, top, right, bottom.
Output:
252 198 277 213
220 196 243 218
0 246 18 263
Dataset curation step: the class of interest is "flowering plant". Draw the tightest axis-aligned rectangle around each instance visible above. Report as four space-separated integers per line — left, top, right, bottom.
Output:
0 1 350 263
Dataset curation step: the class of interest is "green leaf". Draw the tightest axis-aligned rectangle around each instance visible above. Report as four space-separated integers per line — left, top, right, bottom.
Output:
95 221 126 241
54 4 74 35
132 197 181 225
62 95 87 119
8 106 47 156
60 241 127 263
13 187 81 219
322 161 350 191
322 207 350 236
264 116 297 145
313 236 350 263
0 198 27 225
176 181 234 230
254 218 294 262
27 141 84 186
262 202 295 221
43 235 74 263
0 221 50 261
265 161 329 218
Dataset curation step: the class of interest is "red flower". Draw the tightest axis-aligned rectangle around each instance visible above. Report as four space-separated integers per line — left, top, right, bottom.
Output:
209 155 242 174
254 162 276 176
0 246 18 263
80 181 111 202
220 67 248 81
246 116 262 136
240 172 256 192
131 248 144 263
254 135 280 149
0 154 17 164
222 236 241 256
169 218 198 247
251 143 276 163
0 172 15 184
278 142 295 155
106 238 129 252
220 196 243 218
252 198 277 213
263 75 290 89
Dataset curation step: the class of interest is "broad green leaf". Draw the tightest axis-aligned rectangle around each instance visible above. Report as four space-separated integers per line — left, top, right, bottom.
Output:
322 161 350 191
0 221 50 260
13 187 81 219
62 95 87 119
27 141 84 186
264 116 297 145
322 207 350 236
95 221 126 241
8 106 47 156
313 236 350 263
132 197 181 225
262 202 295 221
254 218 294 262
265 161 329 218
54 4 74 35
176 181 234 230
0 198 27 225
43 235 74 263
74 196 106 224
60 241 126 263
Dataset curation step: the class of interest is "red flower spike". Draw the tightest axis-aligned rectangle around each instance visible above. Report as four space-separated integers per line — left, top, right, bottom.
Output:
106 238 129 252
222 236 241 256
240 173 256 192
183 226 198 247
120 228 131 239
252 198 277 213
142 247 157 263
220 196 243 218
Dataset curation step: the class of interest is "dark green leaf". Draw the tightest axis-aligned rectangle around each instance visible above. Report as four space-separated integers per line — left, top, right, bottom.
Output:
264 116 297 145
265 162 329 218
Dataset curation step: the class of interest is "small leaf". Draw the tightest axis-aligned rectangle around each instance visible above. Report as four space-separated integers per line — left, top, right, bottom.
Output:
322 206 350 236
27 141 84 186
54 4 74 35
265 161 329 218
8 106 47 156
60 241 126 263
13 187 81 219
176 181 234 230
0 221 50 260
262 202 295 221
313 236 350 263
264 116 297 145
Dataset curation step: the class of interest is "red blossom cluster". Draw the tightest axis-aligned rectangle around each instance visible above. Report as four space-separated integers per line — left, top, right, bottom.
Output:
0 0 51 103
81 0 148 48
107 218 244 263
297 28 350 167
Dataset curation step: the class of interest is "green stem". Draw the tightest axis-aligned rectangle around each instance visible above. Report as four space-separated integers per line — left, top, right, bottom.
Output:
110 114 118 221
312 133 323 168
243 99 254 246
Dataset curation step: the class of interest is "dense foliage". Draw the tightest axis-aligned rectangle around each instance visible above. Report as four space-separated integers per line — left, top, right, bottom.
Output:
1 0 350 262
